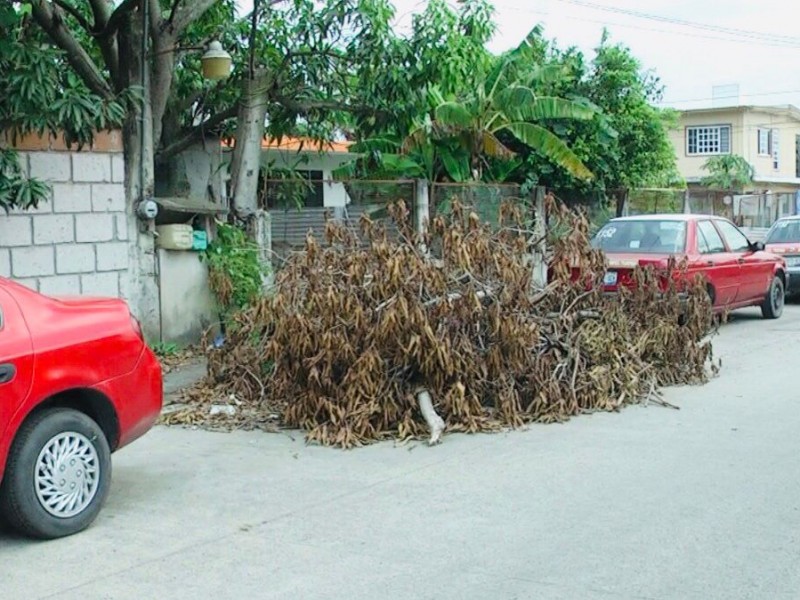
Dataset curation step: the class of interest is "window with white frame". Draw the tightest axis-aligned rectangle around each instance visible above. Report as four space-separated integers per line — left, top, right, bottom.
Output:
758 127 781 168
772 128 780 170
686 125 731 155
758 128 771 155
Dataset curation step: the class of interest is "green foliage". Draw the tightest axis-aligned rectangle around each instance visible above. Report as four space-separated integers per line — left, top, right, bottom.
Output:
516 30 679 200
151 341 181 358
203 222 269 315
700 155 754 192
0 4 131 212
0 148 50 213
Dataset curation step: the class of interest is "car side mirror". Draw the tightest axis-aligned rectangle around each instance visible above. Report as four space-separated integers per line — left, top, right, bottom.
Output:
751 240 765 252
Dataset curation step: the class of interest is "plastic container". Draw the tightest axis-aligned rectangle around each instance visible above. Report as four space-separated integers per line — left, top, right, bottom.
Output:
156 224 193 250
192 230 208 251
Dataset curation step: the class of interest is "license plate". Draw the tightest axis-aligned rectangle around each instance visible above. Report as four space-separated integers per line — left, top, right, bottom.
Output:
787 256 800 267
604 271 618 286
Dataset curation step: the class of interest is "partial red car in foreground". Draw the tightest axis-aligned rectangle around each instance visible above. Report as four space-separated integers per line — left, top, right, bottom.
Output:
592 214 787 318
0 278 162 539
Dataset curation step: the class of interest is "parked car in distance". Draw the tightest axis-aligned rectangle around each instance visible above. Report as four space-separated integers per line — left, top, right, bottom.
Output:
0 278 162 539
591 214 787 319
764 215 800 297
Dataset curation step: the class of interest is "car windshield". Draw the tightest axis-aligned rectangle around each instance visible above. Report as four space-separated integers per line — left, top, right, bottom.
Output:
765 219 800 244
592 219 687 254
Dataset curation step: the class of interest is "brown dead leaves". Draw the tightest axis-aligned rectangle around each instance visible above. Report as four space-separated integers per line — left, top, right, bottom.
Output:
165 198 717 447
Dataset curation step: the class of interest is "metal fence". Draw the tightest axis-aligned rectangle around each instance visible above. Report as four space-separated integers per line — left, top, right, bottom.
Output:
431 182 528 227
626 189 685 216
264 179 417 254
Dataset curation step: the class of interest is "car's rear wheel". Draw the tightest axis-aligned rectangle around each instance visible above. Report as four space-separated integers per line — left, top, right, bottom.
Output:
761 275 785 319
0 408 111 539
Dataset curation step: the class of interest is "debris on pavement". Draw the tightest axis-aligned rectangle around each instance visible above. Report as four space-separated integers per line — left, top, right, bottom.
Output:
162 198 719 447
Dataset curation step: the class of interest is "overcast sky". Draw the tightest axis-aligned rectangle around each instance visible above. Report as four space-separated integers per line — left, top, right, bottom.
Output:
237 0 800 110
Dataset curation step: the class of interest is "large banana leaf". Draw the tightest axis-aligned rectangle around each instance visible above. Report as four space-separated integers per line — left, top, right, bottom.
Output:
481 131 515 159
511 97 595 122
505 122 593 181
494 85 536 112
434 101 473 129
439 146 471 182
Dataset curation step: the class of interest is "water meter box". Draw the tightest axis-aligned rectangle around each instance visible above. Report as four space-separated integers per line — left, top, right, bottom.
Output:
156 224 194 250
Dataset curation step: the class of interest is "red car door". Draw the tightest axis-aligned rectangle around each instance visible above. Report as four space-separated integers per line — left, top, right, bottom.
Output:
713 219 772 302
694 220 740 307
0 286 34 447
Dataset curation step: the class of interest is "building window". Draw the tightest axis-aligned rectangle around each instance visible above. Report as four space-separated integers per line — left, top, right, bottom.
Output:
687 125 731 156
771 129 780 170
795 135 800 178
757 128 771 155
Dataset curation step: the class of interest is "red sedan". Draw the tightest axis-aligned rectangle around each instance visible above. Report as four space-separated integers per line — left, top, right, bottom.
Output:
0 278 162 539
764 215 800 297
592 215 787 318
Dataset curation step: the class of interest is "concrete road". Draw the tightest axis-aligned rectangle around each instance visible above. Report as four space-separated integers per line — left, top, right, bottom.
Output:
2 307 800 600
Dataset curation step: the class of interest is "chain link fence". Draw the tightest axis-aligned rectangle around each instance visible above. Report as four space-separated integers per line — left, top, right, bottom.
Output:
430 182 530 227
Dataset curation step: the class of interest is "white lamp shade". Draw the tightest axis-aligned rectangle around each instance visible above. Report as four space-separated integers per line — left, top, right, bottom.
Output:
201 41 232 80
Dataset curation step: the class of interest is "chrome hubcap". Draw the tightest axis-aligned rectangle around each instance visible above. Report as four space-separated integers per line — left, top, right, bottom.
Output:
773 282 784 310
34 432 100 519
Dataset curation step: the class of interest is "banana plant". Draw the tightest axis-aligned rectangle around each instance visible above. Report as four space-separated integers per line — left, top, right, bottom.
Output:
404 29 596 182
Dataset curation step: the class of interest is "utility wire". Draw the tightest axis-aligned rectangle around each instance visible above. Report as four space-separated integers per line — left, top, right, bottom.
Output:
497 3 800 49
550 0 800 46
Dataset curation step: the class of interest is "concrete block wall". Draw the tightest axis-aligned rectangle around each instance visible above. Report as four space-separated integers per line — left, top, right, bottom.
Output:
0 137 130 299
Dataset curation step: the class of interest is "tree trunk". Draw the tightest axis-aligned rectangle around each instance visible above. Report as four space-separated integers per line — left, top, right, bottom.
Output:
615 188 629 218
118 13 160 340
229 70 270 219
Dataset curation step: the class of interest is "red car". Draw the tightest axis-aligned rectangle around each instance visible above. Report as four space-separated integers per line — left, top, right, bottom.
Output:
0 278 162 539
764 215 800 297
592 214 787 318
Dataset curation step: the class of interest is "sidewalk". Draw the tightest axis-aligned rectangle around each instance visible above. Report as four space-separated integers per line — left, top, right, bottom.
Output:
162 357 207 407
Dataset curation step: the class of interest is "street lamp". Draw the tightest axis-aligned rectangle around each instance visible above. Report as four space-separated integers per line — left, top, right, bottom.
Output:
201 41 233 81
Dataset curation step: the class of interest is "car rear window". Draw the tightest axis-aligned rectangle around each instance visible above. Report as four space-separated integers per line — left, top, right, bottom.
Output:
766 220 800 244
592 220 687 254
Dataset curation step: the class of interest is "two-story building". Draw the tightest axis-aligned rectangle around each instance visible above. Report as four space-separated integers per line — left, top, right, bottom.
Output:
670 104 800 193
668 104 800 226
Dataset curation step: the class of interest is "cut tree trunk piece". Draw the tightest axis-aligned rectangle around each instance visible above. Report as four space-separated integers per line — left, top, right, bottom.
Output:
416 388 445 445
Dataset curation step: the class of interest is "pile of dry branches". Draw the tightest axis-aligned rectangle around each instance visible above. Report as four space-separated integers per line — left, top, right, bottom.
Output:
165 198 718 447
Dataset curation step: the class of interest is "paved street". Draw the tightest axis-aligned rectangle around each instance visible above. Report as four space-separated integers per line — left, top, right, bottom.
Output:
2 306 800 600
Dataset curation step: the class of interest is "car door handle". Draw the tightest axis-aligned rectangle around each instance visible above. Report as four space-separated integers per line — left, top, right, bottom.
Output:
706 260 714 266
0 363 15 385
737 258 745 264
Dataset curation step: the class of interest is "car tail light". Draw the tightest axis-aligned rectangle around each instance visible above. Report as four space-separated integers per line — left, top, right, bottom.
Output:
131 315 144 340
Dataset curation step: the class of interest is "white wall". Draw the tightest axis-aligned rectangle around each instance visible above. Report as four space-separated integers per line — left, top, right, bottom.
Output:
158 249 218 344
0 150 131 298
259 148 355 208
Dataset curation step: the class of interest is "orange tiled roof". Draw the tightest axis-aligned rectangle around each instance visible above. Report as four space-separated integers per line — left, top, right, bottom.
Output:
222 136 352 153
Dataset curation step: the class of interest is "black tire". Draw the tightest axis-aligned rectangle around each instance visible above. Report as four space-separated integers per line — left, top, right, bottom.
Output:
0 408 111 539
761 275 785 320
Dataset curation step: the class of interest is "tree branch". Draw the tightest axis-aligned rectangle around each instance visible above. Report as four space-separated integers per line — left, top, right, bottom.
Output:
86 0 111 29
30 1 113 99
52 0 92 33
273 95 379 117
84 0 122 90
156 105 238 162
167 0 182 26
103 0 142 37
167 0 218 38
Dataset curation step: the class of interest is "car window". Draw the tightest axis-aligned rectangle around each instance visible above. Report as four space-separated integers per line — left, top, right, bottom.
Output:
715 220 751 252
696 228 710 254
766 219 800 244
696 221 726 254
592 220 687 254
